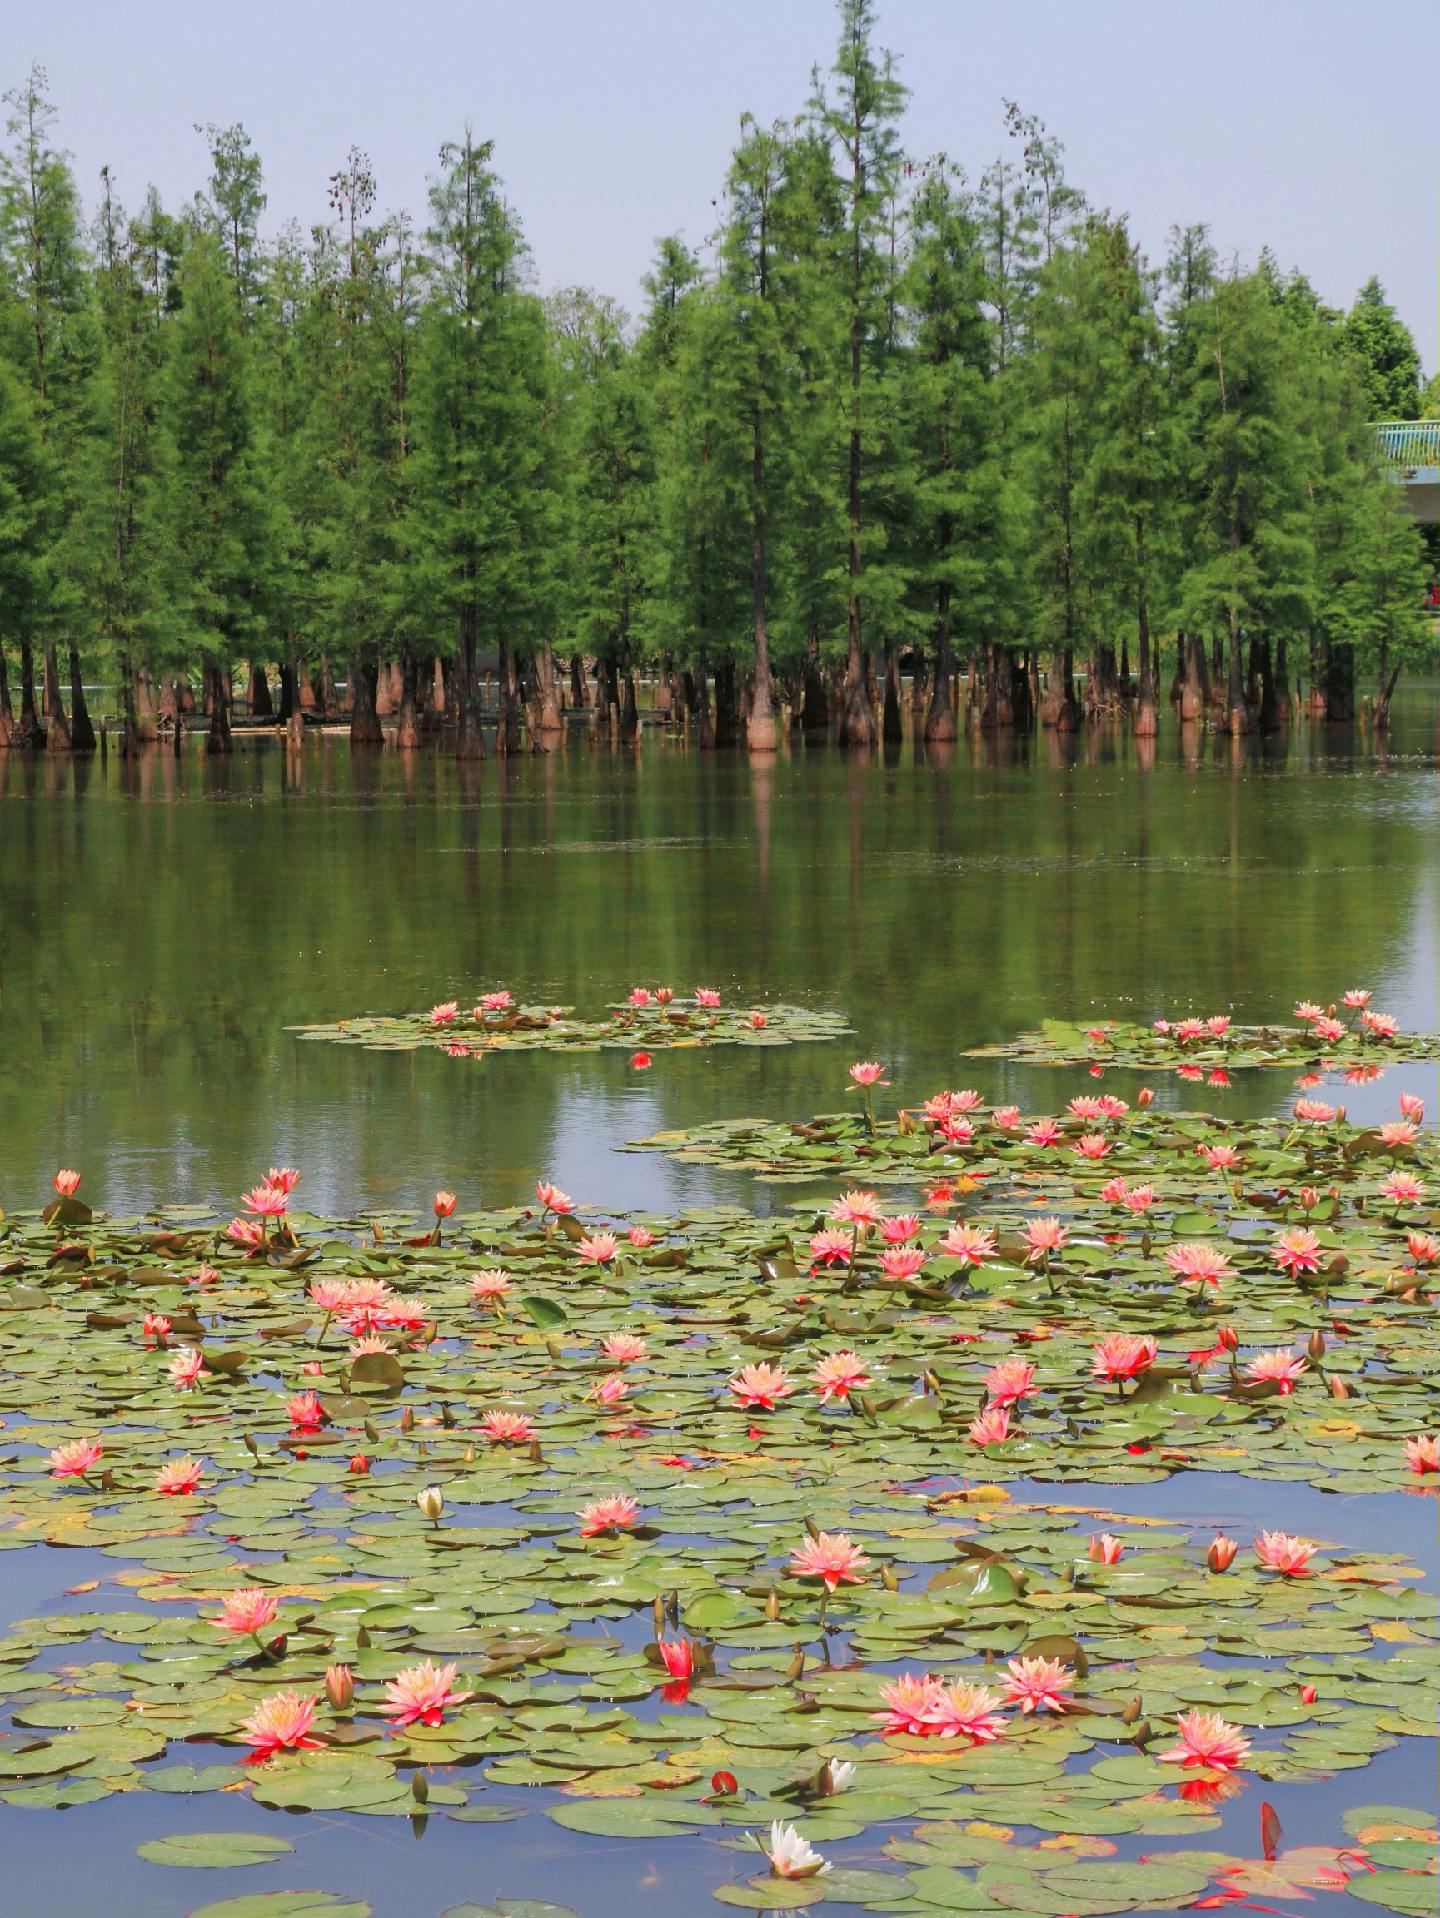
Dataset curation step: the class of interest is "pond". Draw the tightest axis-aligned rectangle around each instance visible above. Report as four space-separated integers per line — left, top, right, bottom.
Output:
0 698 1436 1918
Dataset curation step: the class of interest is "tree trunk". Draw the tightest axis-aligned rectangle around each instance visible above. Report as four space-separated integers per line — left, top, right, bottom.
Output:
496 639 522 755
881 634 902 742
533 641 563 736
67 642 96 751
248 662 274 719
925 584 957 742
1134 566 1157 737
713 659 738 746
569 654 590 708
0 643 14 745
1324 641 1355 721
43 645 71 752
395 643 421 748
1225 611 1253 735
692 649 716 748
455 610 485 759
1039 647 1079 730
205 661 233 755
1256 636 1280 733
801 633 828 733
116 650 143 758
15 635 43 746
1274 634 1291 724
349 653 384 745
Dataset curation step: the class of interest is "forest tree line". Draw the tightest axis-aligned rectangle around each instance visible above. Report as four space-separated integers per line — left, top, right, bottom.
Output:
0 0 1434 759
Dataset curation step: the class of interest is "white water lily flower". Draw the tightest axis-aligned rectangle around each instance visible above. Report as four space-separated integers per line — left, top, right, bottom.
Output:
761 1819 831 1879
822 1758 855 1793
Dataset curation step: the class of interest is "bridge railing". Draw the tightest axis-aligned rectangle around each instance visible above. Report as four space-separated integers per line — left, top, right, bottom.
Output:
1374 421 1440 467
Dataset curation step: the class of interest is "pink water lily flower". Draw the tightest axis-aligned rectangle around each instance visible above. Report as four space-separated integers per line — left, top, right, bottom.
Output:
478 1410 534 1445
479 991 513 1013
576 1231 619 1265
52 1167 81 1196
429 1001 459 1024
992 1104 1021 1131
849 1060 886 1087
168 1347 207 1390
812 1351 873 1402
830 1189 882 1229
1026 1119 1062 1148
1122 1185 1156 1213
1293 1098 1337 1123
878 1246 927 1280
1003 1656 1075 1714
940 1222 997 1267
1379 1122 1420 1146
154 1457 205 1496
926 1679 1006 1743
242 1183 289 1222
214 1588 280 1637
226 1216 265 1251
1206 1534 1239 1572
1022 1218 1066 1262
470 1269 512 1304
432 1189 457 1219
984 1358 1036 1407
1091 1334 1157 1384
728 1362 793 1409
287 1391 325 1430
1406 1232 1439 1266
694 988 721 1008
1382 1172 1426 1208
789 1530 869 1591
1159 1710 1251 1772
1272 1227 1323 1276
628 987 651 1007
1403 1434 1438 1473
880 1213 921 1244
1399 1092 1425 1123
1244 1348 1307 1393
601 1332 647 1363
535 1180 575 1215
49 1438 103 1480
590 1372 630 1407
1164 1243 1232 1289
578 1494 639 1537
808 1229 853 1269
1088 1533 1124 1564
239 1690 322 1759
627 1226 655 1249
1254 1530 1317 1575
380 1659 473 1728
968 1405 1012 1446
1073 1133 1110 1160
1199 1143 1241 1171
873 1673 943 1735
1362 1010 1398 1039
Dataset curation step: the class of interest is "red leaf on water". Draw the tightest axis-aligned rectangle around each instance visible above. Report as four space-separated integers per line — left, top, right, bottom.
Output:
1260 1800 1283 1861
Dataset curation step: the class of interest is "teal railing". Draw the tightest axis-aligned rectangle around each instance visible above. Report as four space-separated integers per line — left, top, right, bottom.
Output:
1374 421 1440 467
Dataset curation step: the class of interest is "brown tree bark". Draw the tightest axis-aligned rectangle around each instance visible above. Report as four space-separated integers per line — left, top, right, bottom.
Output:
396 644 422 748
455 608 485 759
67 641 96 751
44 645 71 752
204 662 233 754
349 654 384 746
248 662 274 719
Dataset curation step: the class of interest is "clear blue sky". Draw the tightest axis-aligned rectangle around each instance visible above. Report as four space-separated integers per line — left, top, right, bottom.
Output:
13 0 1438 374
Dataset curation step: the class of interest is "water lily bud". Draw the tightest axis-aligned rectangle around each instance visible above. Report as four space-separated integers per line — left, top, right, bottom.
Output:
765 1588 781 1621
803 1517 821 1542
880 1564 899 1592
1306 1329 1326 1362
325 1664 354 1710
1206 1534 1238 1572
411 1771 429 1803
1136 1087 1155 1107
1217 1325 1239 1352
922 1370 942 1395
1121 1695 1142 1724
1129 1719 1152 1746
348 1453 370 1474
417 1485 444 1524
527 1438 543 1463
400 1407 414 1432
1328 1374 1351 1400
243 1433 260 1457
363 1420 380 1443
784 1649 806 1682
462 1444 476 1464
356 1624 371 1649
652 1595 666 1634
1298 1683 1317 1704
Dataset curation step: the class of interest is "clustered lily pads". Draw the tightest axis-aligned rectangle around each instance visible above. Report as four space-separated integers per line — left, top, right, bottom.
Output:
0 1024 1435 1914
286 987 851 1059
965 997 1440 1072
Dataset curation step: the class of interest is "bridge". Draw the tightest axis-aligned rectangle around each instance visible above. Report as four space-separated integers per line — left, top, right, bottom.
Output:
1375 421 1439 524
